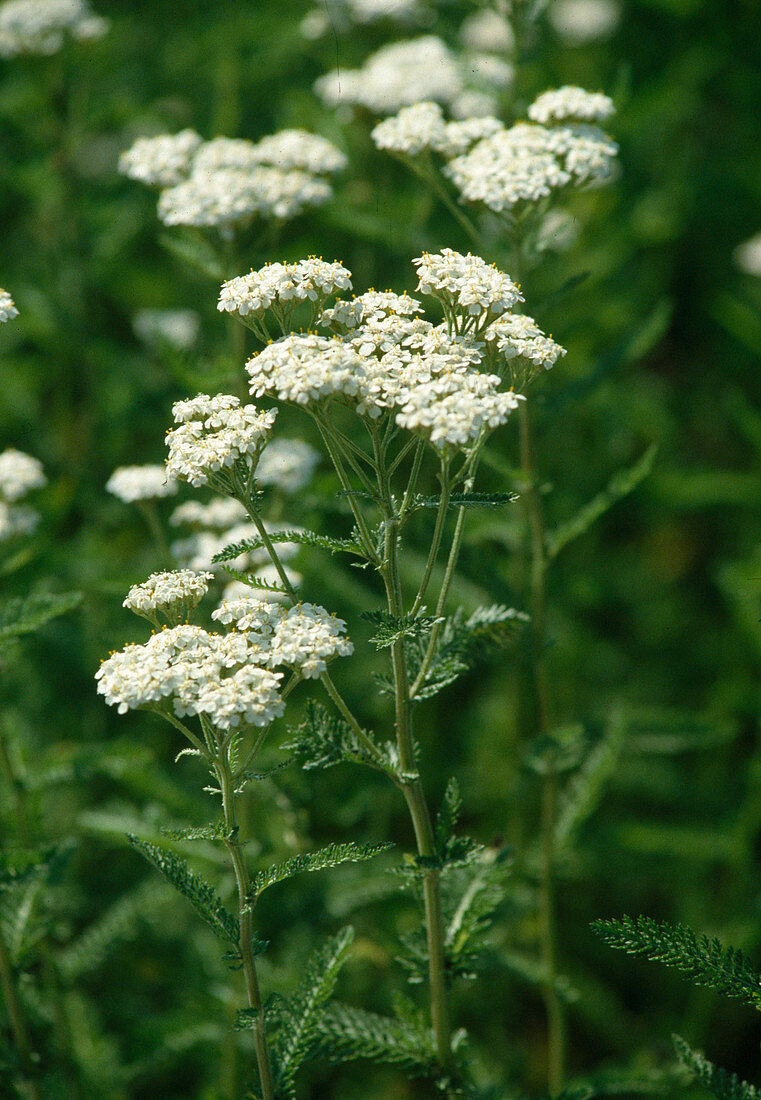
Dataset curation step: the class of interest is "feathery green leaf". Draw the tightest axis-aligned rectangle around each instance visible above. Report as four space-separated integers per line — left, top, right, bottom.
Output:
249 841 392 900
674 1035 761 1099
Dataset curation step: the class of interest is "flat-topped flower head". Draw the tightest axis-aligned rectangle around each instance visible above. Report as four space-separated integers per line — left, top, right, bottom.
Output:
0 448 45 503
119 130 202 188
212 599 353 679
484 314 566 383
165 394 277 489
218 259 352 319
371 102 446 157
528 86 615 125
0 0 107 58
249 129 347 175
549 0 620 44
157 167 332 231
396 372 523 450
246 333 374 414
315 36 464 115
0 289 18 323
123 570 213 626
413 249 522 323
106 464 178 503
96 625 284 730
319 290 423 332
430 115 504 159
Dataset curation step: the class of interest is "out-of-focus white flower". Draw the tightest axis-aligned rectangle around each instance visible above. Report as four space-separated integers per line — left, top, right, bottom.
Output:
0 502 39 541
0 0 107 58
372 101 447 157
248 130 347 175
123 570 213 622
107 465 178 503
256 439 320 494
528 86 615 125
170 497 248 530
165 394 277 488
734 233 761 277
119 130 202 188
0 289 18 323
548 0 620 44
218 259 351 319
133 309 200 350
0 448 45 502
459 9 514 54
535 209 580 253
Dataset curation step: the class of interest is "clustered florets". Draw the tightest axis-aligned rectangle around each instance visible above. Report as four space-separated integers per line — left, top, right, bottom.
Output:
314 35 506 119
0 0 107 58
0 447 46 543
238 250 563 450
123 569 214 623
120 128 345 232
165 394 277 488
106 464 177 503
218 259 352 319
0 289 18 323
369 86 617 214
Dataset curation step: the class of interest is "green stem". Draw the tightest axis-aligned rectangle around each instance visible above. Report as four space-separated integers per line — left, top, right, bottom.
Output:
137 500 171 566
410 459 451 616
218 756 275 1100
0 929 42 1100
311 416 380 564
411 158 484 252
371 428 452 1074
518 401 565 1096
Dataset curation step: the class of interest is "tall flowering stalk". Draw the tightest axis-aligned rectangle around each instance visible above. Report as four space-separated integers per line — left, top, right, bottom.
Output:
97 248 566 1095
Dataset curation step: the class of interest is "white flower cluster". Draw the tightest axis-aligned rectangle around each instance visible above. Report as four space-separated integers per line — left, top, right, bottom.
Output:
0 0 107 59
119 130 202 188
246 334 373 412
218 259 352 319
396 372 523 448
212 599 353 679
165 394 277 488
315 36 502 116
0 448 45 502
229 250 563 449
484 313 566 372
170 497 248 530
96 624 284 730
133 308 200 350
0 447 45 543
458 9 514 54
528 86 615 125
371 101 504 160
121 127 344 232
548 0 620 45
0 289 18 323
734 233 761 277
443 103 617 213
413 248 522 320
106 464 177 503
123 570 213 622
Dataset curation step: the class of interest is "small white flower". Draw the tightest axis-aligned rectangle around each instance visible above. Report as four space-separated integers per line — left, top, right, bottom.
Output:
371 102 447 157
218 258 351 318
484 313 567 370
106 465 178 503
319 290 423 331
170 497 248 530
246 333 374 414
0 501 39 541
549 0 620 45
458 9 514 54
248 129 347 175
256 438 320 493
396 371 523 449
734 233 761 277
158 166 332 230
0 448 45 502
0 289 18 323
133 309 200 350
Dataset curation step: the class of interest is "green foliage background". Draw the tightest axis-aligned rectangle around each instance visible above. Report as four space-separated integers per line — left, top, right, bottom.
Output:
2 0 761 1097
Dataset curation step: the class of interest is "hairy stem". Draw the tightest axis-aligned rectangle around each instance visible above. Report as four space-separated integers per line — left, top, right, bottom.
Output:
518 400 565 1095
218 757 275 1100
410 458 450 616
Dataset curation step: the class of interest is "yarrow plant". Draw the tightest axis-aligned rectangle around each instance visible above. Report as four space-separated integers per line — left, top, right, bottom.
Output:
0 447 46 544
0 0 107 58
98 244 567 1098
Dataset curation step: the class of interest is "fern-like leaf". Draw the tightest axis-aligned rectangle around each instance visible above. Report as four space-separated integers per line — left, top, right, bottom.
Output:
273 926 354 1096
361 609 440 649
248 841 392 900
311 1002 435 1073
554 710 626 849
592 917 761 1009
212 528 365 564
0 590 81 642
285 700 393 774
674 1035 761 1099
126 836 239 947
411 491 519 510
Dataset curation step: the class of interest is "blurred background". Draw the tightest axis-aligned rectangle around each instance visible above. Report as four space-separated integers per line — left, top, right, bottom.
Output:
1 0 761 1097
